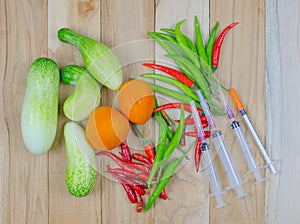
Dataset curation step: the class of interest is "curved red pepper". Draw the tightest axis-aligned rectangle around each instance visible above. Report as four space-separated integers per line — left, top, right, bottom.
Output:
194 138 202 172
143 63 195 88
185 131 211 138
120 141 132 161
153 103 202 114
212 22 238 70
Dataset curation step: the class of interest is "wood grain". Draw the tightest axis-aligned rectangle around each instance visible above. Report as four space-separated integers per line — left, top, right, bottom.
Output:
210 0 265 223
0 1 9 223
1 0 49 223
154 1 210 224
266 0 300 223
48 0 101 223
100 1 155 223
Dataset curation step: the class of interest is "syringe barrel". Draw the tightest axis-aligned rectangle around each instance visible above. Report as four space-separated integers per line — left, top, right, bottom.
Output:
231 121 264 183
241 113 277 174
211 130 247 196
201 143 226 208
190 100 206 141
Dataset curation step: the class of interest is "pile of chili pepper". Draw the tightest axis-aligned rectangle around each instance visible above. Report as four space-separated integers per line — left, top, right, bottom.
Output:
143 16 238 115
96 139 155 213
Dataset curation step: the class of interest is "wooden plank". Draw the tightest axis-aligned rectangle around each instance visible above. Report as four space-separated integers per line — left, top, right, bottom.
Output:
48 0 101 223
2 0 49 223
100 1 155 223
209 0 265 223
154 1 210 223
0 1 10 223
266 0 300 223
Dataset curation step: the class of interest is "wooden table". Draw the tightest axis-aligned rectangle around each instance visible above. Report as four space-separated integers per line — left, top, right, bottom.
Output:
0 0 298 223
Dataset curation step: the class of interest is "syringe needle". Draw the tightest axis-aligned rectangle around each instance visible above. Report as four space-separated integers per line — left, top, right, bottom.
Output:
229 88 277 175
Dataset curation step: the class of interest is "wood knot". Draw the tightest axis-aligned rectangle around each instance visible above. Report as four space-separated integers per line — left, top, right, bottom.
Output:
78 0 95 19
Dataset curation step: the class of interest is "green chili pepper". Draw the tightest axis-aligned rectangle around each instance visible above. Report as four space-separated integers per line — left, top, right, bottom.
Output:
161 105 185 161
173 42 201 69
173 21 201 69
160 28 175 35
145 139 195 212
154 32 177 44
160 28 197 54
142 73 198 101
148 32 177 55
148 32 195 80
146 82 201 107
148 115 167 188
205 22 219 69
154 98 173 140
174 20 189 49
194 16 208 64
166 54 211 100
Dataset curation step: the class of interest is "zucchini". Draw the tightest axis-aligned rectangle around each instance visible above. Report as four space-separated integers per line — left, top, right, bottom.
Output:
21 58 59 154
63 65 101 121
58 28 123 91
64 122 97 197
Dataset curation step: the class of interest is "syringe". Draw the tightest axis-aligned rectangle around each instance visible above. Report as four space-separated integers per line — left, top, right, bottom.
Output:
215 84 265 183
229 88 277 175
190 100 226 208
196 90 247 198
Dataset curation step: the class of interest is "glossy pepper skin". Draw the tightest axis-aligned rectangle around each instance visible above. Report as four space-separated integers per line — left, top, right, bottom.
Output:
108 166 137 204
212 22 238 71
143 63 195 88
120 141 132 161
153 103 202 114
194 138 202 172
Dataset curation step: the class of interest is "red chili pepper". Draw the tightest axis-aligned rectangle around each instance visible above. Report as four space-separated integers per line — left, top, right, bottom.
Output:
194 138 202 172
143 63 195 88
212 22 238 70
153 103 202 114
175 116 208 127
159 189 168 200
132 153 151 165
132 125 155 163
96 151 150 174
108 168 137 179
126 177 148 189
118 175 146 196
185 131 211 138
135 191 144 213
108 166 137 204
137 172 152 181
120 141 132 161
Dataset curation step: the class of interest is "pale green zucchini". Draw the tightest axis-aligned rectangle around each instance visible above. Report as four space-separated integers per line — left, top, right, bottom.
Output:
58 28 123 91
64 122 97 197
21 58 59 154
63 65 101 121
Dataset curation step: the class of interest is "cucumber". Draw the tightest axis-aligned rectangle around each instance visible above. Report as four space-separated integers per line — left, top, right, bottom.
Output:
64 122 97 197
61 65 86 86
63 66 101 121
58 28 123 91
21 58 59 154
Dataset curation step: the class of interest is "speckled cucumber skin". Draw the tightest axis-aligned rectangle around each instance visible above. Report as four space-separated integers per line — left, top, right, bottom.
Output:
21 58 59 154
64 122 97 197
